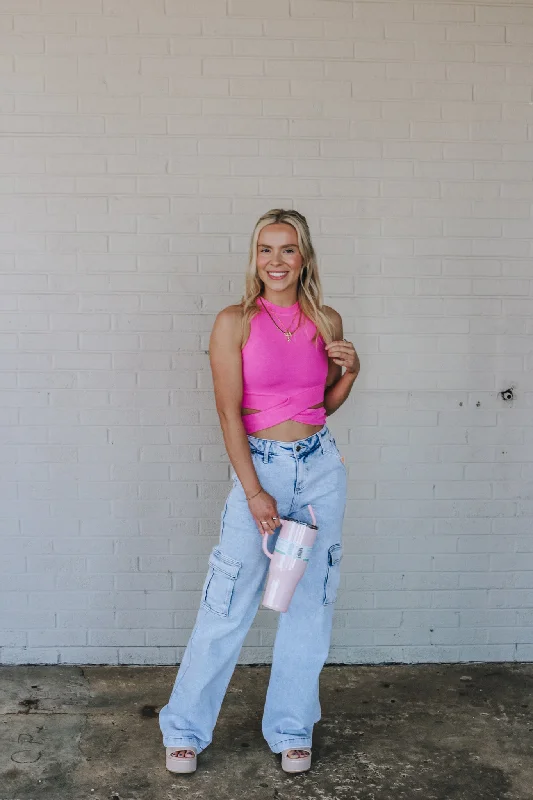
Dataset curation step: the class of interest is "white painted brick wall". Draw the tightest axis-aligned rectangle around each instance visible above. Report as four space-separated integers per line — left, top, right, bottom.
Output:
0 0 532 666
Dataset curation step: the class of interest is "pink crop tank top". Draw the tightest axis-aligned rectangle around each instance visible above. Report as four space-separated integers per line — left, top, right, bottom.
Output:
241 296 329 435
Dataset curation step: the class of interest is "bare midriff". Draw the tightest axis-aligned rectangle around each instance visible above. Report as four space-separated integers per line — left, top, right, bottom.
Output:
241 402 325 442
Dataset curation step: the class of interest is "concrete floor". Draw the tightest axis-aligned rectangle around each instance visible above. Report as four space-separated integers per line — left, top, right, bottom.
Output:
1 663 532 800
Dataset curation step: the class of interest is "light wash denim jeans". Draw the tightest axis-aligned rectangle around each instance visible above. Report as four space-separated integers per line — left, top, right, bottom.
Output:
158 424 347 755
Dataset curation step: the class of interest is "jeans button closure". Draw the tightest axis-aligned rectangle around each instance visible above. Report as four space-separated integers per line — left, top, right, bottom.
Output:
295 445 301 452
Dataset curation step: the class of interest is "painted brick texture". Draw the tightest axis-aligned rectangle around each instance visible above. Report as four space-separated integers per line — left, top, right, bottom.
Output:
0 0 532 665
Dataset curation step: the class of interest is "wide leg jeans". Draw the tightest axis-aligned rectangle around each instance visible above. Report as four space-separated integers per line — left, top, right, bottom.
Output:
158 424 347 755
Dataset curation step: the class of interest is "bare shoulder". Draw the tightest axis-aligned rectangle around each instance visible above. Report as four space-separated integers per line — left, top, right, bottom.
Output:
216 303 243 321
211 303 243 346
322 304 341 325
322 304 343 337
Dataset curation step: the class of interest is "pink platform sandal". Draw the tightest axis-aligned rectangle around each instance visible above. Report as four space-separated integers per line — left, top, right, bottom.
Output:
281 748 312 773
165 746 197 774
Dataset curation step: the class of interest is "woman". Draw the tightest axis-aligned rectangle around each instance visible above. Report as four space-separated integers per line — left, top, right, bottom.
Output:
159 208 359 774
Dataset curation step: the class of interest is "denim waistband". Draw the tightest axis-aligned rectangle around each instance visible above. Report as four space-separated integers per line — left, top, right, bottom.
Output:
247 424 332 463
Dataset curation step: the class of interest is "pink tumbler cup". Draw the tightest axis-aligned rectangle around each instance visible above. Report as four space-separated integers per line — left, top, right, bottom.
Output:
261 504 318 612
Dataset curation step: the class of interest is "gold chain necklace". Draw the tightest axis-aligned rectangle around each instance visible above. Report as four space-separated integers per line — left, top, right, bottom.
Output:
259 297 302 342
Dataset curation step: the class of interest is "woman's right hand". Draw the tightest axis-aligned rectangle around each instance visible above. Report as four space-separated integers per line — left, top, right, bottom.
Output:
247 489 280 536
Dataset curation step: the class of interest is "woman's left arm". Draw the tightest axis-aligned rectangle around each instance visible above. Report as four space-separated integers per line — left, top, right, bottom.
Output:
323 306 360 416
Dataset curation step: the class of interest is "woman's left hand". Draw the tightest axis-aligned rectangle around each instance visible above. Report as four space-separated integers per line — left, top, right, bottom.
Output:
325 338 359 374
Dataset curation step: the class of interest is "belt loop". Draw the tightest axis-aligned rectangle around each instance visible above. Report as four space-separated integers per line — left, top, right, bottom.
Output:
319 427 327 455
262 441 271 464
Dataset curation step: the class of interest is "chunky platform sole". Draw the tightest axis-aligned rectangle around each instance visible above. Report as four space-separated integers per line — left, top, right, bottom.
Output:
281 749 312 773
165 747 197 773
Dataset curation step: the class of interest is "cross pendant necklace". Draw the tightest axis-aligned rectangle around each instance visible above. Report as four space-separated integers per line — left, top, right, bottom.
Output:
259 297 301 342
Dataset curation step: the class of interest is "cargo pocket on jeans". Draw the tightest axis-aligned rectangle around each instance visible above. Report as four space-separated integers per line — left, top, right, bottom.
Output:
201 547 242 617
323 544 343 606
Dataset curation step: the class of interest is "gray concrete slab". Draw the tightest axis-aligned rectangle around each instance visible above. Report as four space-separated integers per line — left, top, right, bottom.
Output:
1 663 532 800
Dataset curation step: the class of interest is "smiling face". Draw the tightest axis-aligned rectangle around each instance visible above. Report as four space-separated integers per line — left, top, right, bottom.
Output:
256 222 304 303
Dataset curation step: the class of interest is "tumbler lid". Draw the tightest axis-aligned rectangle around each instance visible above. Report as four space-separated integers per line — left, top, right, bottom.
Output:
280 515 318 530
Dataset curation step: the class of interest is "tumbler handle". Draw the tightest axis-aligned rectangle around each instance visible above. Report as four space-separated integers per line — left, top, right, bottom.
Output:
262 505 316 559
262 532 273 560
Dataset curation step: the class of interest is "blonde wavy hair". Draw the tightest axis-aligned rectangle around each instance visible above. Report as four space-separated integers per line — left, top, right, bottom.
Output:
240 208 336 346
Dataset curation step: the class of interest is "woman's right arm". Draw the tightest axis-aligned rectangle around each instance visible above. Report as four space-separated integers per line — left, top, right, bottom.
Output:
209 305 279 535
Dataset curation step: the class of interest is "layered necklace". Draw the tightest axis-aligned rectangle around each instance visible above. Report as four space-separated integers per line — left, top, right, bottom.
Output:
259 297 302 342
